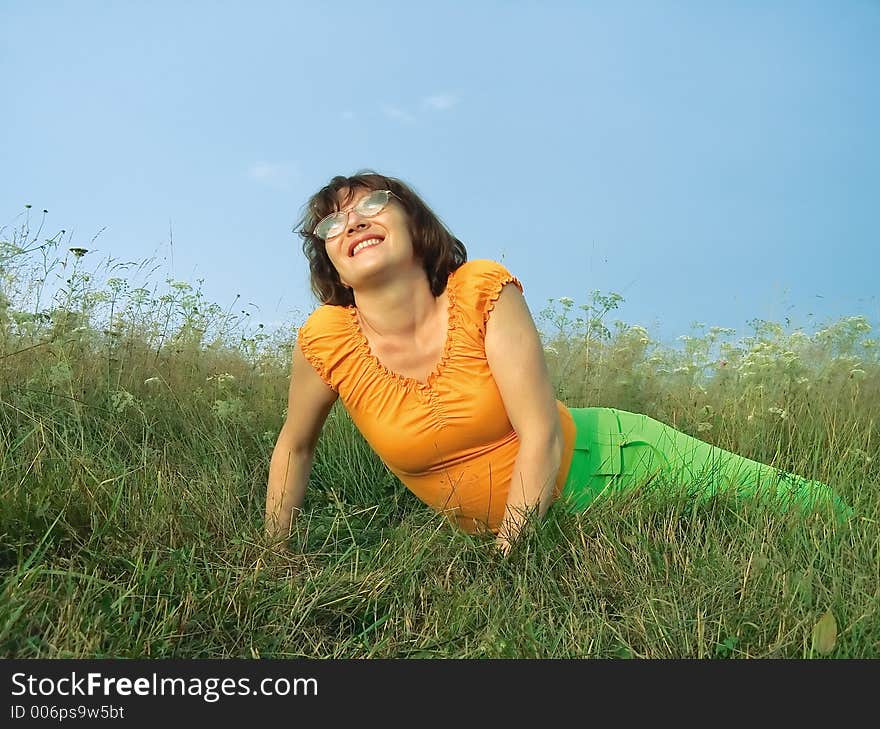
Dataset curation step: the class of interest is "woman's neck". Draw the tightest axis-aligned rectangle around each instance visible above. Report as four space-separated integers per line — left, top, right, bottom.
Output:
352 267 441 339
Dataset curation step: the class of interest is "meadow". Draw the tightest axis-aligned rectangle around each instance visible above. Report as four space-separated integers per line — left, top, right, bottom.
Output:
1 210 877 658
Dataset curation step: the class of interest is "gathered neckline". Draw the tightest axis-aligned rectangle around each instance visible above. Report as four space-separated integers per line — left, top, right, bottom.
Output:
345 270 460 390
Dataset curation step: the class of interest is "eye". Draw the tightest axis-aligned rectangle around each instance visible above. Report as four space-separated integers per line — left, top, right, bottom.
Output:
315 212 346 239
357 190 388 215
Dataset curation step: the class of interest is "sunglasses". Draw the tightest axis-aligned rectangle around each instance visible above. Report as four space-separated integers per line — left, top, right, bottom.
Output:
313 189 399 241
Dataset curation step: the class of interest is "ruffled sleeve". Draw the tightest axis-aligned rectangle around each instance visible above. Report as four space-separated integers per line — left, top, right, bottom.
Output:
453 259 524 339
296 304 354 391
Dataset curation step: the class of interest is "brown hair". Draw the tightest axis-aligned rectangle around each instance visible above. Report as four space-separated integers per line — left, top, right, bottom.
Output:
296 170 468 306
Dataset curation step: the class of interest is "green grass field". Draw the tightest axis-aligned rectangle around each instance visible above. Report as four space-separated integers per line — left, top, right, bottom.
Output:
2 213 877 658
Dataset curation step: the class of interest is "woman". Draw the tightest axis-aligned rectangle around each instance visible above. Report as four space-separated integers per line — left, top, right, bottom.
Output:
265 171 850 555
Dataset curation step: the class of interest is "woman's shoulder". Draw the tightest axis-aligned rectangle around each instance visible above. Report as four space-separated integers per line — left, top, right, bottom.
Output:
450 259 524 333
450 258 523 297
296 303 358 390
300 302 352 331
452 258 518 281
297 303 354 349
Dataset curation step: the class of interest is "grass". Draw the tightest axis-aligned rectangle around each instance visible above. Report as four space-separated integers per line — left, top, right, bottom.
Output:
1 209 878 658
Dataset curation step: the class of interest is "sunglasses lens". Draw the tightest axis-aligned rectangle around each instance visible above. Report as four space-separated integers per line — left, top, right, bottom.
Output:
356 190 390 215
315 213 345 240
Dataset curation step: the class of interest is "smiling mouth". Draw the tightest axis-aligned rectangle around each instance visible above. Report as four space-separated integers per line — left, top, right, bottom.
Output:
350 237 384 257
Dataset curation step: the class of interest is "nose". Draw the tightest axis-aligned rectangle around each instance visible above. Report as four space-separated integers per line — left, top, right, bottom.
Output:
345 210 369 235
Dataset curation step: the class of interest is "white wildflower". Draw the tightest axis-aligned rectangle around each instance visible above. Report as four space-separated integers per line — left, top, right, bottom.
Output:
848 448 874 464
207 372 236 385
143 377 161 385
110 389 136 414
625 325 651 344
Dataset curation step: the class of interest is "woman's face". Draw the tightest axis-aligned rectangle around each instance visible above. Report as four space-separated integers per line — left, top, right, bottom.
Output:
322 186 417 289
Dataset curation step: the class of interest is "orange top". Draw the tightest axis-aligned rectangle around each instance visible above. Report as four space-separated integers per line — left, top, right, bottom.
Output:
297 259 576 533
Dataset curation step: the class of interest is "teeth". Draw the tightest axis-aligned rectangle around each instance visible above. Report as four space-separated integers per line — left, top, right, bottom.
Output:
351 238 382 256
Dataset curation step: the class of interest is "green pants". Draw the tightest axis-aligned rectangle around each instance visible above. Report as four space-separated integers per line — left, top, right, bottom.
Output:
560 407 852 520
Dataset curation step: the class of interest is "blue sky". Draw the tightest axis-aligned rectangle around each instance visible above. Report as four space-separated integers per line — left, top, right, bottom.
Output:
3 1 878 349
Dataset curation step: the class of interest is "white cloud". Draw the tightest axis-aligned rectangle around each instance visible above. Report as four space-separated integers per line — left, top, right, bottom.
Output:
247 161 299 191
422 93 459 111
378 95 459 124
381 105 416 124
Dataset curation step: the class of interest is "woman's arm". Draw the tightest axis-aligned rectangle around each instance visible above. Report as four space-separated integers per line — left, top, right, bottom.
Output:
265 340 338 548
485 283 563 555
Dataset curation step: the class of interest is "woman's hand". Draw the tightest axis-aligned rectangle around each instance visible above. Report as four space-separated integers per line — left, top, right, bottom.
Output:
264 528 291 554
493 503 540 557
494 532 513 557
